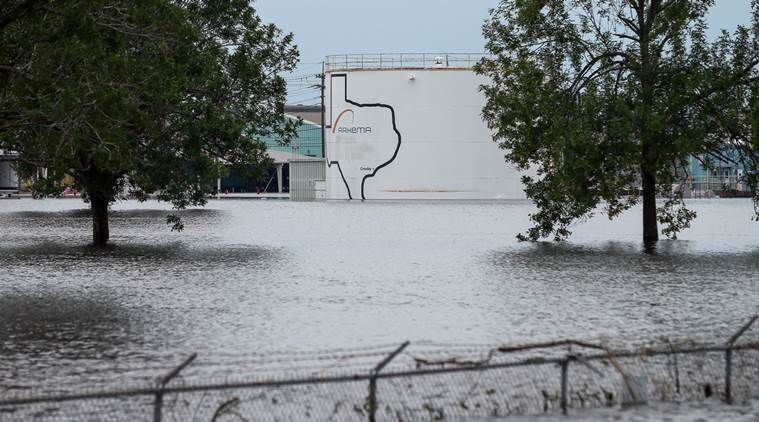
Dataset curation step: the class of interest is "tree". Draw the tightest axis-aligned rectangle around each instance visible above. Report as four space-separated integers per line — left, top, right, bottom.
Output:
477 0 759 248
0 0 298 244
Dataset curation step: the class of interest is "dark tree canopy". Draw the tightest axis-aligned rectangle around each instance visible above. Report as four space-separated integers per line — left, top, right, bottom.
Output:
477 0 759 247
0 0 298 244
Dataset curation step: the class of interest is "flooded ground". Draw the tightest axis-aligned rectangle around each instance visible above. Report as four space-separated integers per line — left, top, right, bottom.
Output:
1 198 759 392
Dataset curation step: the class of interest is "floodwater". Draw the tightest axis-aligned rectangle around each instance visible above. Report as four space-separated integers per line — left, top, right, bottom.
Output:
1 198 759 391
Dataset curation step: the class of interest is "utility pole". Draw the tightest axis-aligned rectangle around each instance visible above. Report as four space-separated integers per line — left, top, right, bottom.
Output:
320 62 326 159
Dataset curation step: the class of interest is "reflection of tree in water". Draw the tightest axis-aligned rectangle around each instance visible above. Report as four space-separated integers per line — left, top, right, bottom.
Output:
0 242 281 266
487 241 759 276
481 241 759 345
0 234 284 392
0 208 228 247
0 290 148 393
0 292 129 344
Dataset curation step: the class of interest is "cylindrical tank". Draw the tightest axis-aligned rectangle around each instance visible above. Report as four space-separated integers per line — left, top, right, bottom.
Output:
324 53 529 200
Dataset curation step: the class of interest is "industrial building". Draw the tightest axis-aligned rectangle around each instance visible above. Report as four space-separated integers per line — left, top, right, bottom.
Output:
323 53 530 200
219 114 323 194
261 113 322 159
0 150 20 194
284 105 322 130
680 153 752 197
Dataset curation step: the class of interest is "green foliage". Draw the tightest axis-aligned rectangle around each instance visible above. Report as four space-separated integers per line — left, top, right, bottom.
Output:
657 193 697 240
0 0 298 239
478 0 759 242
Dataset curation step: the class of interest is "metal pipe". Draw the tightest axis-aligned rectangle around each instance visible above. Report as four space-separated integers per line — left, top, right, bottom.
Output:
320 62 325 159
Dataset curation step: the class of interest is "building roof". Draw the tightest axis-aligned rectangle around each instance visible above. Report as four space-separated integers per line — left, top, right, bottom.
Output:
284 105 322 113
266 149 319 164
0 150 19 160
259 116 322 158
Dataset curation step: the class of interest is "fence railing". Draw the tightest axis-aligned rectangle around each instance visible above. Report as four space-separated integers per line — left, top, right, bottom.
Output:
324 53 488 72
678 175 750 194
2 316 758 421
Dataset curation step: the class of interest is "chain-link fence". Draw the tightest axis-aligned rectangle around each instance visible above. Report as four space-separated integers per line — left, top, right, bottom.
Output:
2 316 759 421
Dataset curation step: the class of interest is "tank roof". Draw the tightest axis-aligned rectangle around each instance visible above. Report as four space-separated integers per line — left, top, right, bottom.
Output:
324 53 487 72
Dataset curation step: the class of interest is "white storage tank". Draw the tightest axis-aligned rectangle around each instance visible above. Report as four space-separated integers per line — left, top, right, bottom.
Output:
324 53 530 200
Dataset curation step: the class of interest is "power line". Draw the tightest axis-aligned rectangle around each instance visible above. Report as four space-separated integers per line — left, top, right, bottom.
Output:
288 86 319 91
287 92 320 100
284 74 320 80
287 91 320 98
287 98 321 104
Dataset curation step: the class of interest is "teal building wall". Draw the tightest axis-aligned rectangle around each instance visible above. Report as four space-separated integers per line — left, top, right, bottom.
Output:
260 119 323 158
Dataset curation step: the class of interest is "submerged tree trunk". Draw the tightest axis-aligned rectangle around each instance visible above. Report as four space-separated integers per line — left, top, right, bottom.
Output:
641 167 658 248
91 194 110 245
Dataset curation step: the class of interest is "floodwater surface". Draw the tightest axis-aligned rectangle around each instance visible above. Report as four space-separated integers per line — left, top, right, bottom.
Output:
1 198 758 390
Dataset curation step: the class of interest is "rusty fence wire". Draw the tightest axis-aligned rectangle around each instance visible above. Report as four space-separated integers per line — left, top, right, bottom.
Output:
2 316 759 421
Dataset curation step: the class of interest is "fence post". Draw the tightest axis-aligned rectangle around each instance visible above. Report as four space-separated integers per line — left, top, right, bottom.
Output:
367 341 409 422
725 315 758 404
153 354 197 422
666 340 681 395
725 347 732 403
560 357 569 416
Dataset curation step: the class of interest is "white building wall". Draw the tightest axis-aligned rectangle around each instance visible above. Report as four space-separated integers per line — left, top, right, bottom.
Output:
290 159 326 202
0 160 19 191
325 68 530 200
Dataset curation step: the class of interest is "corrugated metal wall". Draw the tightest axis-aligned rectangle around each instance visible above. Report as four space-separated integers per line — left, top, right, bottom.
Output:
289 159 326 201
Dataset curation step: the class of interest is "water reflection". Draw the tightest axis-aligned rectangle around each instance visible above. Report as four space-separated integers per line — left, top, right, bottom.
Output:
482 240 759 345
0 289 145 394
0 241 280 263
487 240 759 276
0 215 284 391
0 291 131 345
0 245 284 393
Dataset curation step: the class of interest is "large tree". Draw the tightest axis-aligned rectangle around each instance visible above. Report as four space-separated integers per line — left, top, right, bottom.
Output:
0 0 298 244
477 0 759 247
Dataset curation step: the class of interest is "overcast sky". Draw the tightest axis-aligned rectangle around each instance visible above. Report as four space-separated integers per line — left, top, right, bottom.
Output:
255 1 753 104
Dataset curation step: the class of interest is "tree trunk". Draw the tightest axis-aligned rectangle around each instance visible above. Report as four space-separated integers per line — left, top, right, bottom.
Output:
641 167 658 248
91 194 110 245
639 19 658 250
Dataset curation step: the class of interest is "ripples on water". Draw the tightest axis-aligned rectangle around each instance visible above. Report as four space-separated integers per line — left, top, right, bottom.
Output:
1 198 758 390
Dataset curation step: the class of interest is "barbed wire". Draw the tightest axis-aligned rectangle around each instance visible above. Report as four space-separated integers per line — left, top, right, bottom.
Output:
3 316 758 421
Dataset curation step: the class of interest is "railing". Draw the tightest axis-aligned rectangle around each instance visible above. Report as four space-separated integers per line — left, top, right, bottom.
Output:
676 175 751 196
2 316 759 421
324 53 488 72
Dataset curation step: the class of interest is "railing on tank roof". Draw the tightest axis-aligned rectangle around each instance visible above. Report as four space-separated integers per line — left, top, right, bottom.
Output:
324 53 489 72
